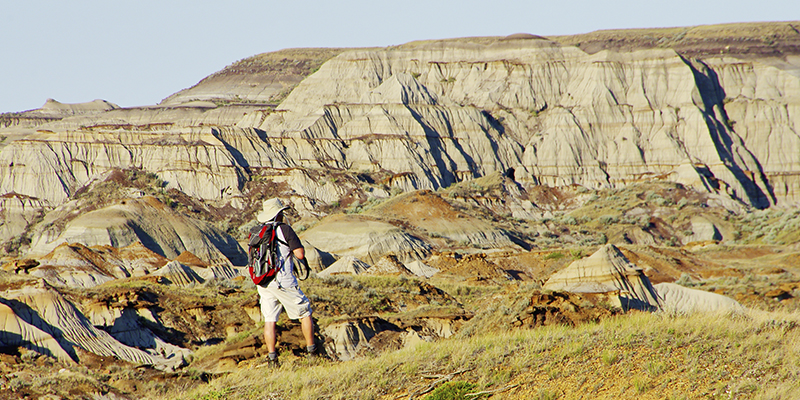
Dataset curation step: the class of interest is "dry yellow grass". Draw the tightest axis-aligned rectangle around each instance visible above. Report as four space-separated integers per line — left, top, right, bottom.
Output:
166 307 800 400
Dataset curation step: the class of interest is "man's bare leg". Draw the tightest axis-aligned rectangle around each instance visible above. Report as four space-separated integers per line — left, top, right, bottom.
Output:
263 322 279 365
300 315 317 357
264 321 277 352
300 315 314 347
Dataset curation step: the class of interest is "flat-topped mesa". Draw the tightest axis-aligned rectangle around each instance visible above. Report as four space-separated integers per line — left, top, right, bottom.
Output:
159 48 349 106
0 22 799 221
260 40 798 208
552 21 800 62
38 98 119 115
0 99 120 133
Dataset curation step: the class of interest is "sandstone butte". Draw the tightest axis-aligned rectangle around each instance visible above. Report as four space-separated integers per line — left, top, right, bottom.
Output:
0 22 797 261
1 23 798 217
0 21 799 398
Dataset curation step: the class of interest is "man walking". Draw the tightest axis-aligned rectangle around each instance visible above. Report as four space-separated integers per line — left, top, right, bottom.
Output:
254 198 316 366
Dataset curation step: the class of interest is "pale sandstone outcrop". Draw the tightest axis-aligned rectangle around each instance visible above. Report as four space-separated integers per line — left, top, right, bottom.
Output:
2 32 800 266
0 281 186 370
322 315 467 361
707 56 800 205
196 264 241 281
322 317 388 361
150 261 238 286
27 196 247 266
0 125 247 205
398 316 468 347
654 282 745 314
317 255 371 277
0 293 75 364
2 38 798 216
300 240 336 272
404 260 439 278
362 255 415 276
543 244 662 311
300 214 432 264
152 261 205 287
683 216 723 244
543 245 746 314
260 42 798 207
0 193 46 245
0 105 279 207
84 303 192 370
30 242 168 288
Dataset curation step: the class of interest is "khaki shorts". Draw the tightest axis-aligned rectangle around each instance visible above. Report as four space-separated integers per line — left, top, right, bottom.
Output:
257 284 312 322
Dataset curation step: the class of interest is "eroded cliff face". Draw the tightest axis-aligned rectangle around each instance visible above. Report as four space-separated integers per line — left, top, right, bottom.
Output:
1 23 799 258
263 40 797 208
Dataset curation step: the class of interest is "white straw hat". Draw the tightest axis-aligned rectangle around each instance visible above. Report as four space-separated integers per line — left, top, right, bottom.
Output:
256 198 290 223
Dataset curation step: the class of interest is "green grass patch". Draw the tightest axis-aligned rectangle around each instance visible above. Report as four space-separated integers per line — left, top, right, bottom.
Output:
544 251 565 260
423 381 480 400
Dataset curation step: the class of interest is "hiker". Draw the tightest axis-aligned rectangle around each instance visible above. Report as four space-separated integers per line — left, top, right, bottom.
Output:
254 198 316 365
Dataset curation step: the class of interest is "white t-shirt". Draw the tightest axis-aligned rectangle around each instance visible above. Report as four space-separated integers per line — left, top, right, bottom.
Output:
267 224 300 289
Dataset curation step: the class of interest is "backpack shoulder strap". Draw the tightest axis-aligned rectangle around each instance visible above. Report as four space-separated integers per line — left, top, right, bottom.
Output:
273 222 289 246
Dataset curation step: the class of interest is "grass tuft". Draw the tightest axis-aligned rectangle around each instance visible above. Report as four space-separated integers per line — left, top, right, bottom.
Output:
423 381 480 400
600 349 619 365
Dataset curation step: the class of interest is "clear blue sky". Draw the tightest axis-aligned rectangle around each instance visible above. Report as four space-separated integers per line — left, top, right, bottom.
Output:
2 0 798 113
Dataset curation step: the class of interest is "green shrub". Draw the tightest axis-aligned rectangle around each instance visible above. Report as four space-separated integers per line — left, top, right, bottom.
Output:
197 388 232 400
600 349 619 366
561 215 577 225
598 215 619 224
423 381 479 400
544 252 565 260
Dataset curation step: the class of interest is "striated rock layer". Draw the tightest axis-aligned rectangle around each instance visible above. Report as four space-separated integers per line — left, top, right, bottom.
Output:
3 29 798 212
0 281 188 371
262 41 797 208
1 22 799 261
544 244 662 311
27 196 248 266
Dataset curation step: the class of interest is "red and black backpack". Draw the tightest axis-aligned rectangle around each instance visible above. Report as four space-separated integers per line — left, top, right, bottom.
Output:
247 222 287 286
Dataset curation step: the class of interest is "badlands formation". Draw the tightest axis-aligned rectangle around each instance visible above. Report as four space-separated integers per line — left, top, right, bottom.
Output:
1 22 800 399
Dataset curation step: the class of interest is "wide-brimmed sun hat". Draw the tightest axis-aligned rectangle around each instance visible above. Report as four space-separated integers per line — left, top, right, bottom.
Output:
256 198 290 223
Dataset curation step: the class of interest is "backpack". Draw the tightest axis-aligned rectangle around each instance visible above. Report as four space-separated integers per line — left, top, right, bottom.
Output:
247 222 287 286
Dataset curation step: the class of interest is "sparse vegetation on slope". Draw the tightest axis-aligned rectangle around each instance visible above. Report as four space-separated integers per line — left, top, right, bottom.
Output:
168 309 800 400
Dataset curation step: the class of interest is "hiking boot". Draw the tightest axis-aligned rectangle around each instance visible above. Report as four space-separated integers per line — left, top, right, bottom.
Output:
306 344 318 360
256 357 280 369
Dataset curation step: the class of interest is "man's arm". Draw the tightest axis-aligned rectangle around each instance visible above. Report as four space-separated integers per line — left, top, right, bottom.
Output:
280 224 305 260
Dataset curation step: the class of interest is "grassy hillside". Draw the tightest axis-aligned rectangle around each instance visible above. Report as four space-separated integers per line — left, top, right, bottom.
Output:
169 308 800 400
